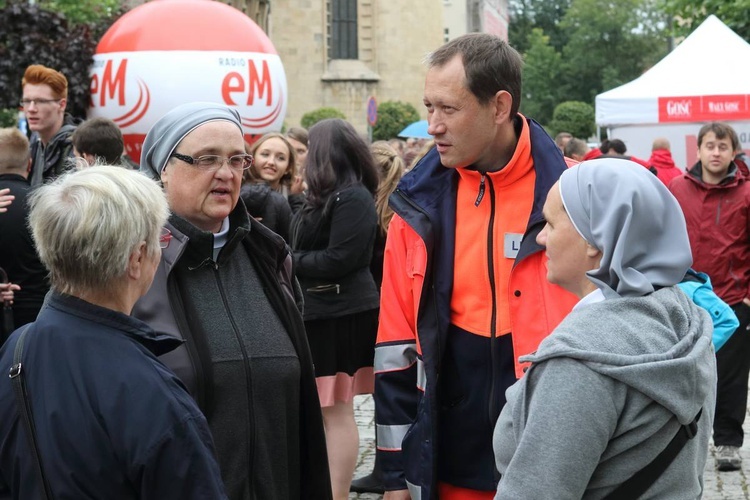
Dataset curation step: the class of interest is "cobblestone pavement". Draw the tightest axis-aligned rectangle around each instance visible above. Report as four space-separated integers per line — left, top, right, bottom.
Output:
350 395 381 500
350 393 750 499
703 409 750 500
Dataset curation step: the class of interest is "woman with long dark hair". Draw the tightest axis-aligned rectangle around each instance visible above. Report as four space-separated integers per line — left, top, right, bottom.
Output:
290 118 380 499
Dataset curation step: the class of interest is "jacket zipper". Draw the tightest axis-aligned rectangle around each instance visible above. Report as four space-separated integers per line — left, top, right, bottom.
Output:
484 175 499 426
475 174 486 206
214 266 255 480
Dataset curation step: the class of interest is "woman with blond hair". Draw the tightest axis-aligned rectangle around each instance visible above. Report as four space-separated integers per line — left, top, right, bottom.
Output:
370 141 405 285
246 132 306 215
246 132 297 194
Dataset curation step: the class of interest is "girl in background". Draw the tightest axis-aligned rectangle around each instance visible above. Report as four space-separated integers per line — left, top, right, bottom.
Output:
240 137 293 241
247 132 298 195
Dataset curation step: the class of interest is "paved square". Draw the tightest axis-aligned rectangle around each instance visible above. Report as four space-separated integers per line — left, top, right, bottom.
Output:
350 392 750 499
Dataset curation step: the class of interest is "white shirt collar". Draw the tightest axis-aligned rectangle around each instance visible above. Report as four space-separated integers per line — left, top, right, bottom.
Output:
573 288 606 311
212 217 230 261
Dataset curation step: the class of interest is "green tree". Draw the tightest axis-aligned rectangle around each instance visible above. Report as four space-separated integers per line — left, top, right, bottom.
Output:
662 0 750 42
0 108 16 127
39 0 120 25
509 0 572 53
0 0 122 25
0 0 125 119
549 101 595 139
300 107 346 129
511 0 669 129
519 28 563 126
372 101 420 141
0 1 96 118
560 0 668 104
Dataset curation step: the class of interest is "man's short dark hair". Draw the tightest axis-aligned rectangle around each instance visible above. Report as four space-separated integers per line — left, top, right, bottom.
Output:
698 122 739 152
427 33 523 116
601 139 627 155
71 117 124 164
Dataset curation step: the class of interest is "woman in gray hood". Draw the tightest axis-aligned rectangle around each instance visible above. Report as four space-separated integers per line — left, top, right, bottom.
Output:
493 158 716 499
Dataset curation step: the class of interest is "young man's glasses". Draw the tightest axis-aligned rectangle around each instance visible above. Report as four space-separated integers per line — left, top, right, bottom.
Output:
19 99 62 107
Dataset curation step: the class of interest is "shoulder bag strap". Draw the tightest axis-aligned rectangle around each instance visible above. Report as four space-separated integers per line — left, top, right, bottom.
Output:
8 326 53 500
604 409 702 500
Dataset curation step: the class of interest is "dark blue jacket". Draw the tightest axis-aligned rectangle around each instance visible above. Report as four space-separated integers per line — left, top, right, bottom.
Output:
0 292 227 499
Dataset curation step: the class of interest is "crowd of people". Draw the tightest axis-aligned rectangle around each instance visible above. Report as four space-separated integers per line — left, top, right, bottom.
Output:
0 32 748 500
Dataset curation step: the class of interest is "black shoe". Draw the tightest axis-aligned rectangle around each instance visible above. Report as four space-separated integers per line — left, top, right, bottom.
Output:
350 473 385 494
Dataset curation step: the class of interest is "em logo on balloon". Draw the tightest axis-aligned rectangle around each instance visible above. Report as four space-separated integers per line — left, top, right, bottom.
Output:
88 0 288 162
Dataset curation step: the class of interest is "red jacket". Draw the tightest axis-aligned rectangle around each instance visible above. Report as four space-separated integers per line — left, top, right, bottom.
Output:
648 149 682 186
582 148 601 161
669 162 750 305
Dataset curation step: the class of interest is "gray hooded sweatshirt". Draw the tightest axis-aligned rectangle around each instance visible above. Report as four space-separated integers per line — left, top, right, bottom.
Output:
493 286 716 499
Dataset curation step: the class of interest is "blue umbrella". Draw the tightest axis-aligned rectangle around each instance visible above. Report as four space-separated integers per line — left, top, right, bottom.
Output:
398 120 432 139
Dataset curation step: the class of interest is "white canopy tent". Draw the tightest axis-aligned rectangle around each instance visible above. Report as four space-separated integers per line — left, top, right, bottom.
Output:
595 15 750 168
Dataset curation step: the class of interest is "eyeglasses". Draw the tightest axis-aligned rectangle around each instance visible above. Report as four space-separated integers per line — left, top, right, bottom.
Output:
159 228 172 249
19 98 62 108
170 152 253 171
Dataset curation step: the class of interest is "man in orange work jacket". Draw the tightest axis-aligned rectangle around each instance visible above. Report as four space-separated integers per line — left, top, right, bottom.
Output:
374 34 579 500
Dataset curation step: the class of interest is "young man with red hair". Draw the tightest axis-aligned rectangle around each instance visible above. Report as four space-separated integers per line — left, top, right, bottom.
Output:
21 64 77 186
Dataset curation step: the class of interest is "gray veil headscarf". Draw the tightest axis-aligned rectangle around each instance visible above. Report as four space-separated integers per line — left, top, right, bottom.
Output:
559 158 692 299
139 102 243 181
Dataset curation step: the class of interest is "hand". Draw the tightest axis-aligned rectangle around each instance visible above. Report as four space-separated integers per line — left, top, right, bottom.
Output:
290 175 306 195
0 283 21 305
743 297 750 308
0 189 14 213
384 489 411 500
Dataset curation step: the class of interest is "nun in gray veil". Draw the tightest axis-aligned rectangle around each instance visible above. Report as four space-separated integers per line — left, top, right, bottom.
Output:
493 158 716 499
131 102 332 499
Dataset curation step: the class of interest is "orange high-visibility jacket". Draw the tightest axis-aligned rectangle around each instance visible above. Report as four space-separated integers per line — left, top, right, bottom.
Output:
374 117 578 498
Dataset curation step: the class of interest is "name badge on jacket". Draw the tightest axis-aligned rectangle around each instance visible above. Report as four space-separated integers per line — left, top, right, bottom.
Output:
504 233 523 259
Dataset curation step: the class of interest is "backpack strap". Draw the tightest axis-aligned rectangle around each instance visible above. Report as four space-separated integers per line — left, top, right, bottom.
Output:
8 326 53 499
604 409 702 500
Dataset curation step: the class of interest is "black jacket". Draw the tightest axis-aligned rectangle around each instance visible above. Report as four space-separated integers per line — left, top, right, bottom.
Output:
29 118 76 186
291 184 380 321
0 174 49 330
133 203 332 499
240 183 292 242
0 292 227 499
